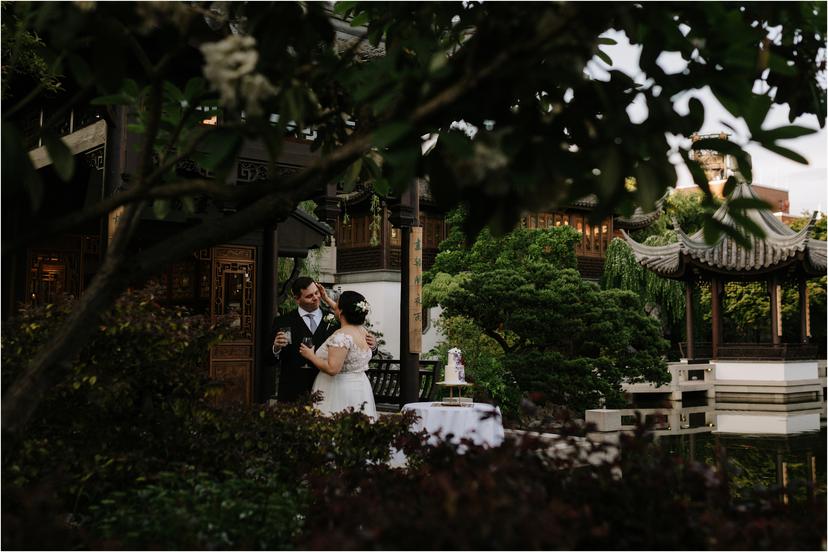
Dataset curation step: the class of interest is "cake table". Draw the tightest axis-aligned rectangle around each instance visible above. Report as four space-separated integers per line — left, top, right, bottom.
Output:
401 401 505 449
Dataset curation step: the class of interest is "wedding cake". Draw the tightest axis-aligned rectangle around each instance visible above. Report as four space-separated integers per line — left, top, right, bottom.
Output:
443 347 465 384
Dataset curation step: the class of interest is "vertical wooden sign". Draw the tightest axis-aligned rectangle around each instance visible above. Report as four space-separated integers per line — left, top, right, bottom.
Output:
408 226 423 353
107 206 125 249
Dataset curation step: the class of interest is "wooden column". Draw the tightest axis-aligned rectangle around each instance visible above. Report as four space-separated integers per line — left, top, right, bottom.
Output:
799 278 810 344
684 280 695 360
259 225 277 401
769 275 781 345
389 182 420 407
710 277 721 359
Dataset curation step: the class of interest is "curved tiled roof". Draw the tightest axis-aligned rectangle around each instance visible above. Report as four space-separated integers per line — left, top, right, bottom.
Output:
623 180 826 278
614 195 667 230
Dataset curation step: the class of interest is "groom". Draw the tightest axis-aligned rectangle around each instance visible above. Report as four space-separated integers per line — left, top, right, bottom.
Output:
270 277 375 403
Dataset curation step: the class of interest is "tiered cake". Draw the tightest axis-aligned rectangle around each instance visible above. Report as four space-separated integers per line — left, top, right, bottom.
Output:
443 347 465 384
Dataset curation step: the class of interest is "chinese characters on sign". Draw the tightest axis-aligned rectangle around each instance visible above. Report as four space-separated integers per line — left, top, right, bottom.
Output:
408 226 423 353
107 206 125 249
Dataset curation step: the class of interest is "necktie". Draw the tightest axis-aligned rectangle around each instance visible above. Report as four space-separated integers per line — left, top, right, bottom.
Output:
306 314 317 333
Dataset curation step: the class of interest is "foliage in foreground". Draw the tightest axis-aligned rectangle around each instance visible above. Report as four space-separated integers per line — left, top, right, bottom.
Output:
301 425 826 551
2 293 824 550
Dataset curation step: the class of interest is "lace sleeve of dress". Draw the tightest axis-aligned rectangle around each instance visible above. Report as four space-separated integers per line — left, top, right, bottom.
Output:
327 332 354 350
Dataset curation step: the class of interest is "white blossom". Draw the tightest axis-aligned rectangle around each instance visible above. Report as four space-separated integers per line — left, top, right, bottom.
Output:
200 35 276 116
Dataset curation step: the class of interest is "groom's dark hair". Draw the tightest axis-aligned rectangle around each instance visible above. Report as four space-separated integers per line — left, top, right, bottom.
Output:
338 291 368 325
291 277 315 298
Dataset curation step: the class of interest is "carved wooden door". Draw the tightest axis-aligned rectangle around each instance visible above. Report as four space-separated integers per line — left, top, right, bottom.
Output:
209 245 256 404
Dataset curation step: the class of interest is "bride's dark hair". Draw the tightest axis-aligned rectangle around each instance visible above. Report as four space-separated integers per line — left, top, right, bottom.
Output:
338 291 368 325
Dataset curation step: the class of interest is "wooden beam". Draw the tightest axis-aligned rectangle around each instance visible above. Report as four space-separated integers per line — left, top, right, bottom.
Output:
29 120 107 169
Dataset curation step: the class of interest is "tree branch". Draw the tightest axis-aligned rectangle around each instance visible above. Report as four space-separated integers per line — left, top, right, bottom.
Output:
484 328 511 354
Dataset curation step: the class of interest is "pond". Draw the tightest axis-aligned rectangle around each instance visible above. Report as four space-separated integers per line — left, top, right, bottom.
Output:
660 427 826 500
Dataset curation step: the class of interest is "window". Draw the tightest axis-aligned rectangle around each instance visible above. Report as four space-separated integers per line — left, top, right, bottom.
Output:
338 215 374 248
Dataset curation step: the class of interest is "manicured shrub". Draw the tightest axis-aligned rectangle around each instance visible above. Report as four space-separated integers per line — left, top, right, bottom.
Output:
86 468 307 550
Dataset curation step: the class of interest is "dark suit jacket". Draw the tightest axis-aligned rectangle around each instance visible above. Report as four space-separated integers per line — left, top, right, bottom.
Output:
270 309 338 403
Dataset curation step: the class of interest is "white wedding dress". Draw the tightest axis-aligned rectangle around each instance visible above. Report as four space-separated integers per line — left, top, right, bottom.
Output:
311 332 377 419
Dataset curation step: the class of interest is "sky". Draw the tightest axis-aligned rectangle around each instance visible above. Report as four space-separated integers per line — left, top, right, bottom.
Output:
591 30 827 216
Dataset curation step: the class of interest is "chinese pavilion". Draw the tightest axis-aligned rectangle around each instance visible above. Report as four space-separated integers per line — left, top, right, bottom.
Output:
623 178 825 432
623 179 826 362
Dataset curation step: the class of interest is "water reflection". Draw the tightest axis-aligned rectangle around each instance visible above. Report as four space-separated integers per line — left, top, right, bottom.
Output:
660 429 826 499
619 361 826 494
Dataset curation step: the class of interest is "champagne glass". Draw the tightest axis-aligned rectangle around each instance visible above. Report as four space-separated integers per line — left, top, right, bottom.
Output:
301 337 314 368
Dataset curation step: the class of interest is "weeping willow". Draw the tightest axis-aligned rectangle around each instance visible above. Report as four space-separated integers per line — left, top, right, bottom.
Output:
602 236 685 324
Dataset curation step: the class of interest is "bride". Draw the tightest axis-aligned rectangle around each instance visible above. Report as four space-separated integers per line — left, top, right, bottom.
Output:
298 289 377 419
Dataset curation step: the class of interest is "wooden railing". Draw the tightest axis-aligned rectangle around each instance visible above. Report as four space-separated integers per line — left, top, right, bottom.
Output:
680 342 820 361
366 359 438 407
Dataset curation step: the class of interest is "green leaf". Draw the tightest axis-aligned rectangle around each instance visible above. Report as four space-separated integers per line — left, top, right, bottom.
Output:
762 143 809 164
342 158 362 192
758 125 817 141
681 150 710 194
687 97 704 130
722 175 737 197
350 12 370 27
691 137 741 155
184 77 207 101
719 222 752 249
371 177 390 197
597 37 617 46
727 197 771 211
152 199 170 220
728 208 766 240
767 52 798 76
43 131 75 182
372 122 412 149
127 123 145 134
333 1 358 15
740 94 772 131
163 82 185 104
702 216 726 245
595 49 613 66
181 196 196 215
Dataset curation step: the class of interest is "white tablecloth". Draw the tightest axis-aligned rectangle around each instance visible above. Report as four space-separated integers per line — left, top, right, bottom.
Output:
402 401 505 448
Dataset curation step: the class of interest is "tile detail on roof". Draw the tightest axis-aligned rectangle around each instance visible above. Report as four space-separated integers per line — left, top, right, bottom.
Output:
623 180 825 277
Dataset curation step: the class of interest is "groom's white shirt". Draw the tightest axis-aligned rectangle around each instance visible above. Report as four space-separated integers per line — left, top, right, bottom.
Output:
298 306 323 332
